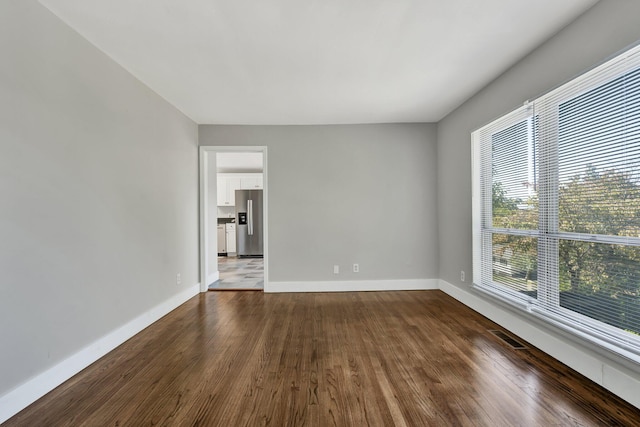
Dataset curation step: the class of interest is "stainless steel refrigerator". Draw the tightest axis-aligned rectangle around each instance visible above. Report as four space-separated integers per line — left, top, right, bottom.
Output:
235 189 263 257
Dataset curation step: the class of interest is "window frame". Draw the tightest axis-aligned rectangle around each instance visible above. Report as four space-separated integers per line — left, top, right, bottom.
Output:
472 42 640 364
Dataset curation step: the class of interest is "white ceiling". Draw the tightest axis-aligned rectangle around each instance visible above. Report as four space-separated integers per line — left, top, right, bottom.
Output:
39 0 598 125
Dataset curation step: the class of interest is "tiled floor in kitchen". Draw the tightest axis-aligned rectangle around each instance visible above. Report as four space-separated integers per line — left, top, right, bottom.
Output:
208 256 264 290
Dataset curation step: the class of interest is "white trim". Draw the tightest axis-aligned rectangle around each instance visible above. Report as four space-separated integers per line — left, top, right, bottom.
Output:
198 146 268 293
267 279 438 293
438 279 640 409
262 148 269 290
471 130 482 286
0 283 200 424
207 271 219 287
198 147 209 293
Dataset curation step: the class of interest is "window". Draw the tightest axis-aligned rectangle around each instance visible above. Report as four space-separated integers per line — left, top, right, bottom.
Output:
473 43 640 362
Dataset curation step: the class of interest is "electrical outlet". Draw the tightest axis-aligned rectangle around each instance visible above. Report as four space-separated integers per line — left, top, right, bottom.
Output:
460 270 465 282
353 263 359 273
333 265 339 274
176 273 181 285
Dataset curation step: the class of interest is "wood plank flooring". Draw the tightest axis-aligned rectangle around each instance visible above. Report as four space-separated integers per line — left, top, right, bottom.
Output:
5 291 640 426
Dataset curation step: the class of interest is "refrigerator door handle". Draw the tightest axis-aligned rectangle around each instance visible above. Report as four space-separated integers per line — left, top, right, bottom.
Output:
248 199 253 235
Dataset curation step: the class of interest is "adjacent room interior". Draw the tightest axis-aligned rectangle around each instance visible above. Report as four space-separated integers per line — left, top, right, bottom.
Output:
3 0 640 424
210 151 265 290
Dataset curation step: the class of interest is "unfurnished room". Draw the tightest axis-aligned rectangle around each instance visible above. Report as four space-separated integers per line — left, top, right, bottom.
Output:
2 0 640 425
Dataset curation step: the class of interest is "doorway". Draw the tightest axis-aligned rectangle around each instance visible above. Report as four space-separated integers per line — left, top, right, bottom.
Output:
199 146 268 292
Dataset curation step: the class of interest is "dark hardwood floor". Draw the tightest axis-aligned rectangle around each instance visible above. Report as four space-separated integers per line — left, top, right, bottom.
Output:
5 291 640 426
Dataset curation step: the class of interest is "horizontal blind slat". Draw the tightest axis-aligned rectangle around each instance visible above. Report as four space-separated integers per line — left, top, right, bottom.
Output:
473 42 640 362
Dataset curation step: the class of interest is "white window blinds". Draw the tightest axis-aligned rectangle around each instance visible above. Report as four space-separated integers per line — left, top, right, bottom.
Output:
473 43 640 362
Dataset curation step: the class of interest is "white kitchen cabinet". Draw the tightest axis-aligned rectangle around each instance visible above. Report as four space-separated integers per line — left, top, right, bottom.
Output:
217 175 241 206
216 178 226 206
217 173 262 207
227 177 241 205
225 223 236 254
240 174 263 189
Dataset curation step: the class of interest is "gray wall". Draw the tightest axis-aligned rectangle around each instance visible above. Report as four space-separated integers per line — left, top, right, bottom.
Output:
0 1 198 397
437 0 640 401
437 0 640 291
200 124 438 283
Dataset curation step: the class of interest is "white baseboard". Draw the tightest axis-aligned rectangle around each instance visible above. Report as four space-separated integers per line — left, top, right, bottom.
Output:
266 278 438 293
438 279 640 409
0 283 200 424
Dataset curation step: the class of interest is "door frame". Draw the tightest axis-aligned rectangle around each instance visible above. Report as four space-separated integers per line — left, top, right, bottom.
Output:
198 146 268 292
